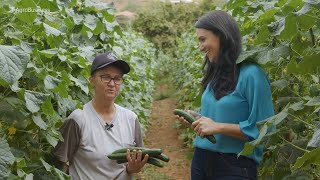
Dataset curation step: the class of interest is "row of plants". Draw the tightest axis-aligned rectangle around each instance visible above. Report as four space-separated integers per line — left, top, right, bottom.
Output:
171 0 320 179
0 0 156 179
131 0 215 53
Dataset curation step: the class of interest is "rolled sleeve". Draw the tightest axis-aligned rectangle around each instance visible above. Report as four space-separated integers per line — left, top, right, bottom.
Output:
240 65 274 141
134 118 144 147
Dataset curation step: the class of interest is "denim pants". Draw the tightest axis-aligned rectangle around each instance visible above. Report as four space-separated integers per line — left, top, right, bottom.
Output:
191 148 258 180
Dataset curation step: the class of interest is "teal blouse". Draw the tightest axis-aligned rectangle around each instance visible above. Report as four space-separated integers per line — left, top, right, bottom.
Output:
194 62 274 163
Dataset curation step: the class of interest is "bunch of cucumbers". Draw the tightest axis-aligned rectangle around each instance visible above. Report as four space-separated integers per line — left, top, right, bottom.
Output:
107 147 169 168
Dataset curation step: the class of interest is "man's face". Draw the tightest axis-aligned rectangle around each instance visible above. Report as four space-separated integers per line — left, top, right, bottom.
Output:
90 65 124 101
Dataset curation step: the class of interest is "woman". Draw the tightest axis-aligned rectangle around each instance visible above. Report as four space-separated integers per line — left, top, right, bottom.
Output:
52 52 148 180
177 10 274 180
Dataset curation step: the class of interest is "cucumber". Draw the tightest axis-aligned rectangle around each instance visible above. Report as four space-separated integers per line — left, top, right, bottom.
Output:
116 159 127 164
147 157 164 168
155 153 170 162
173 109 196 124
112 147 159 154
116 157 164 168
173 109 216 144
107 153 127 160
108 149 162 160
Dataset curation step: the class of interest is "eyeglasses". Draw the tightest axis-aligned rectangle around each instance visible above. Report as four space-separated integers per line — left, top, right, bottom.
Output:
98 75 123 85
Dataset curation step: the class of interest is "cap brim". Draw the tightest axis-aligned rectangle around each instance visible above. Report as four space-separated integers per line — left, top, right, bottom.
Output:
96 60 130 74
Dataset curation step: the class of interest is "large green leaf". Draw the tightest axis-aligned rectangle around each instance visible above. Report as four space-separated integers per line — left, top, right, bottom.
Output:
254 25 270 45
289 101 305 111
65 8 83 25
69 74 89 94
0 138 15 179
37 0 59 12
43 23 62 36
292 148 320 170
298 53 320 74
278 14 297 40
41 97 55 116
297 13 316 30
39 49 58 58
44 75 61 90
84 14 97 30
305 96 320 106
286 54 320 74
32 115 48 130
0 97 28 124
294 3 312 16
45 131 59 148
24 91 49 113
281 0 304 15
40 158 69 180
268 18 285 36
271 79 289 90
0 45 29 84
256 46 290 64
257 9 279 24
236 48 261 64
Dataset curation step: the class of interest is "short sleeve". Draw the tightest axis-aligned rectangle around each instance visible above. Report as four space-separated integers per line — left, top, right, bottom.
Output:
134 118 144 147
52 119 81 163
239 65 274 141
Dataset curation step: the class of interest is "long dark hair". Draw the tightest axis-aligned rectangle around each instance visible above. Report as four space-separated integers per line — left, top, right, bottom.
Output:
195 10 242 100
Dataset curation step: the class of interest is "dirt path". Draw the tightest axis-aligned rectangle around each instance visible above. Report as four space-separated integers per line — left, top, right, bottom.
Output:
136 86 192 180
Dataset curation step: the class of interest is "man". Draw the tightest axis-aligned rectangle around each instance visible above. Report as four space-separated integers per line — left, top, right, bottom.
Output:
52 52 149 179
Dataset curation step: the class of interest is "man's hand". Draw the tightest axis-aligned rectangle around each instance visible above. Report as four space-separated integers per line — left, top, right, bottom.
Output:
126 149 149 174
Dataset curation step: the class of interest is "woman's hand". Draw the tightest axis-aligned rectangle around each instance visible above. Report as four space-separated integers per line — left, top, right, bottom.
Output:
191 117 221 138
126 149 149 174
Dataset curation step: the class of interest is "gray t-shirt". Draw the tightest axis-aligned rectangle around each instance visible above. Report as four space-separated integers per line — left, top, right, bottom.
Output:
52 101 144 180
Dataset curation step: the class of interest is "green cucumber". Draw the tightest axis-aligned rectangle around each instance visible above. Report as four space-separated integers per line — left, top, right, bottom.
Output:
116 157 164 168
108 149 162 160
155 153 170 162
112 147 160 154
147 157 164 168
116 159 127 164
173 109 216 144
173 109 196 124
107 153 127 160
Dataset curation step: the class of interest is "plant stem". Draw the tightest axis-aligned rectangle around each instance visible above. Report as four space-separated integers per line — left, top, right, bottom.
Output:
0 17 9 25
291 48 303 57
303 14 320 20
26 166 43 174
288 113 315 128
309 28 315 47
23 27 42 40
16 130 37 135
288 88 303 99
278 135 309 153
3 87 11 98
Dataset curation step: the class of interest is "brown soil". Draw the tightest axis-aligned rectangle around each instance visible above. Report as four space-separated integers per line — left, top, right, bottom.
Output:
136 86 192 180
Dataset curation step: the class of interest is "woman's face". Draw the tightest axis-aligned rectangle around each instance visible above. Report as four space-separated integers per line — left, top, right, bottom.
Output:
90 65 123 101
196 28 220 63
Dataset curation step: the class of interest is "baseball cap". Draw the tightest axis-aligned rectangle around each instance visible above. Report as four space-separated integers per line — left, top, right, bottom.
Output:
90 52 130 75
